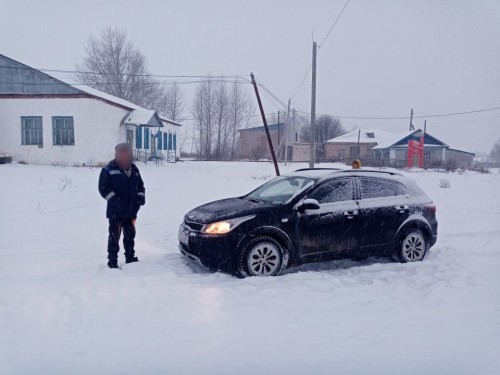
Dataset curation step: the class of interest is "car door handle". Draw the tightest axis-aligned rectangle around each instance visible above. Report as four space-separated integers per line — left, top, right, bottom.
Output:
343 210 359 219
395 205 409 213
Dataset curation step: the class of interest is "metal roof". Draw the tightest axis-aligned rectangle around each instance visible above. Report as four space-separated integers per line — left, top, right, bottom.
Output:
239 123 284 132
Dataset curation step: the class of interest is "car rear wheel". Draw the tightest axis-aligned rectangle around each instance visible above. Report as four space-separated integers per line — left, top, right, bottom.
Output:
237 236 284 277
393 229 428 263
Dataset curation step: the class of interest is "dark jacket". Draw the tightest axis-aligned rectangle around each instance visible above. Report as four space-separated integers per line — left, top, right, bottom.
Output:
98 160 145 219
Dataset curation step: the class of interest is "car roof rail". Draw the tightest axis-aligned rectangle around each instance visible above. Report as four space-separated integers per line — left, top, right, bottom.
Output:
294 168 342 172
339 169 403 176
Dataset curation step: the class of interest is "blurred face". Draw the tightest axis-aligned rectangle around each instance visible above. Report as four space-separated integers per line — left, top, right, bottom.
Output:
115 147 132 169
352 161 360 169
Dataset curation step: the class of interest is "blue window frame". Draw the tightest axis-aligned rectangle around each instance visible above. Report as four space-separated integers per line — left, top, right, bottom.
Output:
52 117 75 146
136 127 142 149
157 131 163 150
163 132 168 150
21 116 43 145
144 128 150 149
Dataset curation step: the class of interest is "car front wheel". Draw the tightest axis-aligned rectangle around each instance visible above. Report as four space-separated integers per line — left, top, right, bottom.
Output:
393 229 428 263
237 236 285 277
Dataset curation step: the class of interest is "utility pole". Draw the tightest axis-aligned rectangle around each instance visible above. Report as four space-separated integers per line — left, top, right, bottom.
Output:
309 41 317 168
421 119 427 168
409 108 414 131
357 128 361 158
284 98 291 166
277 111 280 159
250 73 280 176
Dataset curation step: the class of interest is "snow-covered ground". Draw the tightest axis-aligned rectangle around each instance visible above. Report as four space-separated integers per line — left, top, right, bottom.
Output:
1 161 499 374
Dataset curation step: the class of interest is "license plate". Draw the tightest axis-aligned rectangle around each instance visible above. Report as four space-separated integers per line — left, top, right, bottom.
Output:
179 229 189 246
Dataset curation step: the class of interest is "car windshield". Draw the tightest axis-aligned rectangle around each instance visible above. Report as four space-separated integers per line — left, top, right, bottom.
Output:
245 176 316 204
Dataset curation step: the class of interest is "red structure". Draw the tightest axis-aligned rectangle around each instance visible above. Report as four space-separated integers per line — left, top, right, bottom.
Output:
407 135 424 168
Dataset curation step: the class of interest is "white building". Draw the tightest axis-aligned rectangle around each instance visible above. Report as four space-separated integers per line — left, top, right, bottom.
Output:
0 54 181 166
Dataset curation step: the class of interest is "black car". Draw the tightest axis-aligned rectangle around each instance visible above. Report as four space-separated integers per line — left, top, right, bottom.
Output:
179 168 438 277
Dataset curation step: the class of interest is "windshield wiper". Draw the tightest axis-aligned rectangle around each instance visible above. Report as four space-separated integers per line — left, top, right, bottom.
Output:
246 197 264 204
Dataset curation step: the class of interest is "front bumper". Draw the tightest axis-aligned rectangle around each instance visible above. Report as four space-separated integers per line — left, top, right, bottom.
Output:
178 223 243 273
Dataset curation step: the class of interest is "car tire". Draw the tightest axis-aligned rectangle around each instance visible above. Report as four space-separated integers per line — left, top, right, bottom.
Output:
237 236 286 278
392 228 428 263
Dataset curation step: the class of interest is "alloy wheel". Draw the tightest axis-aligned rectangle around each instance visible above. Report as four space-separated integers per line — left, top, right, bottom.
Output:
247 242 281 276
401 232 426 262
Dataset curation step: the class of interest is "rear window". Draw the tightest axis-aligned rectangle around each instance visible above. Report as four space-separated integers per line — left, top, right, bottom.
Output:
359 177 406 199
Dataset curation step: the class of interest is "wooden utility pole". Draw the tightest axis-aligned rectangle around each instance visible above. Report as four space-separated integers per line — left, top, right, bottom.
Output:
409 108 414 131
309 41 317 168
284 98 291 166
250 73 280 176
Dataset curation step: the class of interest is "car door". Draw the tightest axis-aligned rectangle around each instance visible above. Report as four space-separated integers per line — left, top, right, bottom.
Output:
356 177 410 253
296 177 361 261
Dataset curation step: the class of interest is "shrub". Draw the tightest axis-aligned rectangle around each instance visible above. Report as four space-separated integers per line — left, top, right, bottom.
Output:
439 178 451 189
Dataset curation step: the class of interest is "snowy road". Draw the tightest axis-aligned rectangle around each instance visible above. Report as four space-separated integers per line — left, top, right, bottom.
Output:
1 162 499 374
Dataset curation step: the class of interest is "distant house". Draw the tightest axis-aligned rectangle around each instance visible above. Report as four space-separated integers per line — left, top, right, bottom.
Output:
0 54 181 165
239 123 286 160
324 128 474 168
238 123 309 162
372 129 475 168
324 129 395 161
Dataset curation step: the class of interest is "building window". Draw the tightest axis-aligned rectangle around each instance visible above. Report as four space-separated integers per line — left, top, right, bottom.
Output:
52 117 75 146
338 149 345 158
366 132 375 138
21 117 43 146
382 150 390 159
350 145 360 157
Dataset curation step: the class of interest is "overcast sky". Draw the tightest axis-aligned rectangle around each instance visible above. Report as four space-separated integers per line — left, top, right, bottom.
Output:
1 0 499 153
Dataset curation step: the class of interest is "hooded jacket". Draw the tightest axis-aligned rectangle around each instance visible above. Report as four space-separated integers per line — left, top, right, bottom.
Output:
98 160 145 219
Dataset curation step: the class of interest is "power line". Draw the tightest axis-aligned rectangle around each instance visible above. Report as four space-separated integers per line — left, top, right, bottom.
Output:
291 0 351 100
318 0 351 49
242 77 500 123
0 64 249 80
291 64 312 101
0 79 251 86
296 106 500 120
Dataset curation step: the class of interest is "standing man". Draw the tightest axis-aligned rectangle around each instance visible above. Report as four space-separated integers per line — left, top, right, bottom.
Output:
98 143 146 268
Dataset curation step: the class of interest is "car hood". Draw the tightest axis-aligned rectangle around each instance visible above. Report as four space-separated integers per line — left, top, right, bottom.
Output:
184 197 272 224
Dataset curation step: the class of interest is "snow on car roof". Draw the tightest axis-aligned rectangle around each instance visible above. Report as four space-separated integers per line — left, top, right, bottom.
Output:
284 168 345 178
288 168 404 179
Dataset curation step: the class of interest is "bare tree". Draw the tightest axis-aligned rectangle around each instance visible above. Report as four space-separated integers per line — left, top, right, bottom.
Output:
155 83 184 121
490 137 500 163
214 79 229 159
191 77 217 159
228 81 250 159
76 27 160 108
300 115 346 144
191 76 254 160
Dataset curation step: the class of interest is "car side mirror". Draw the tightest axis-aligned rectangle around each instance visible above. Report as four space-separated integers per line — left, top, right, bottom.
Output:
295 198 320 213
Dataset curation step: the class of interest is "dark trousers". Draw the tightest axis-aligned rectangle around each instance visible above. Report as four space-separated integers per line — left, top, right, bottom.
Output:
108 218 136 262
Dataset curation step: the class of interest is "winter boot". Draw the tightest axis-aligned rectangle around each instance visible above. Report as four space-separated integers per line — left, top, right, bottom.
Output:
108 260 119 269
125 256 139 264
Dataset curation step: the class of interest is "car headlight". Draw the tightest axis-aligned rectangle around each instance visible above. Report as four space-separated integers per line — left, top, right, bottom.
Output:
201 215 256 235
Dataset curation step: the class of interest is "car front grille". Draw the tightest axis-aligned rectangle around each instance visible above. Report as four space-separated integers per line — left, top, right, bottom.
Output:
184 219 204 232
